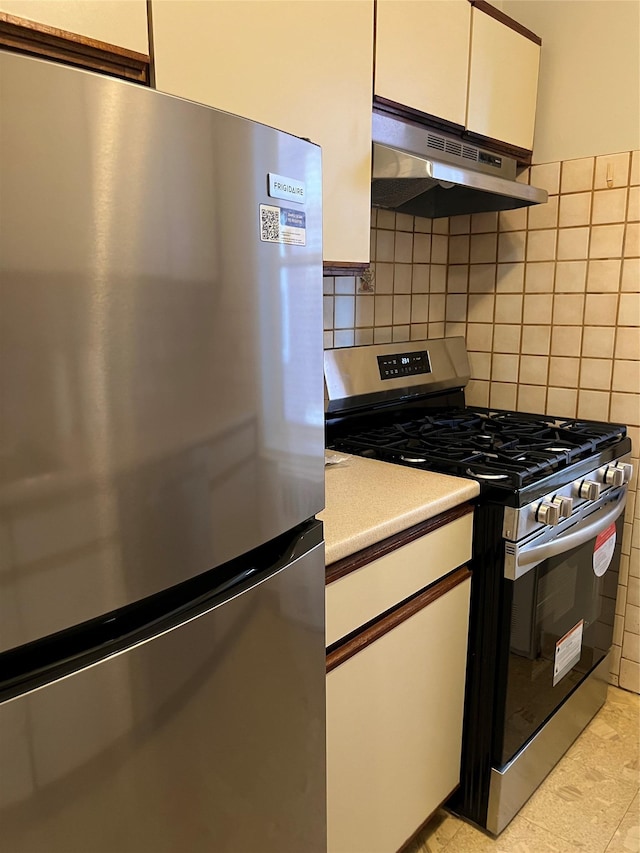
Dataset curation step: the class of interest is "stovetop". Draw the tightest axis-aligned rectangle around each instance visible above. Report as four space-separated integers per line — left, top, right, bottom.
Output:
328 406 628 492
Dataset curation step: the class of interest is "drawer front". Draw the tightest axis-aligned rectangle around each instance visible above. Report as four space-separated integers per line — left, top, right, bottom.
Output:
326 513 472 647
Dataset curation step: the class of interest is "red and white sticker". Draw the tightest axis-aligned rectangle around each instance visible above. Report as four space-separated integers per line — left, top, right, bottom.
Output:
593 523 616 577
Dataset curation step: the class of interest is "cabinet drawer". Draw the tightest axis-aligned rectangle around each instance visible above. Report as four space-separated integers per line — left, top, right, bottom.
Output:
326 512 472 647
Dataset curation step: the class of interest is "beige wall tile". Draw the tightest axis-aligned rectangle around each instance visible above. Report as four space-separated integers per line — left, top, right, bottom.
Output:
469 351 492 380
520 355 548 385
495 294 523 323
628 186 640 222
468 293 495 323
527 229 557 262
370 228 376 261
471 212 498 233
409 324 427 341
496 263 525 293
446 294 467 323
334 329 354 347
580 358 613 391
492 353 520 382
432 218 448 235
558 192 591 227
493 325 521 353
430 265 447 292
355 328 374 345
432 234 448 264
553 293 585 325
394 231 413 263
521 325 551 355
611 393 640 426
577 389 610 420
625 223 640 258
617 327 640 361
549 356 580 387
449 235 470 264
470 233 498 264
323 276 335 295
523 293 553 324
528 196 559 230
465 379 490 407
355 295 374 327
469 264 497 292
449 214 470 235
622 259 640 292
413 233 432 263
592 188 628 224
594 152 631 189
377 209 396 229
498 232 526 263
490 382 518 409
375 262 394 293
546 387 577 417
525 262 555 292
374 295 392 326
393 295 411 325
323 330 334 349
631 151 640 186
499 207 528 232
323 296 334 330
530 162 560 195
557 227 590 260
409 295 428 325
555 261 587 292
466 323 494 351
377 229 395 261
392 325 410 343
429 294 445 322
373 326 393 343
394 263 412 293
410 263 429 293
561 157 595 194
518 384 547 413
590 224 625 258
447 266 469 293
551 325 582 357
612 360 640 393
584 293 619 325
587 259 622 292
582 326 615 358
395 213 414 232
445 322 466 338
620 658 640 692
427 321 444 338
414 216 431 233
618 293 640 325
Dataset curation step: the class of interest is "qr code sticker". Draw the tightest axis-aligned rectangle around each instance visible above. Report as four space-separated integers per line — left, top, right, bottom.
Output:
260 205 280 242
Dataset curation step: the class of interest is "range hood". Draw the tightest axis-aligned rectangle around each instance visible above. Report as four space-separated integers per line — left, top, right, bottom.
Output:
372 112 547 218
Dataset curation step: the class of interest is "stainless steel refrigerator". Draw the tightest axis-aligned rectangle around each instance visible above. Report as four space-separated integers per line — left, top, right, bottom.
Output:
0 50 325 852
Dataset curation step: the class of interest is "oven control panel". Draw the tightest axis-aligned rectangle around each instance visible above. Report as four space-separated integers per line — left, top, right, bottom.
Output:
503 455 633 542
377 350 432 380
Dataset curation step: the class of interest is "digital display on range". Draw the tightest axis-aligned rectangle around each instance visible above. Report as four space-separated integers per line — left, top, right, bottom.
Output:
377 350 432 380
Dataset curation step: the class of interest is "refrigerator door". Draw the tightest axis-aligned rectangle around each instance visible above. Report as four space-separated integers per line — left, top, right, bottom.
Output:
0 526 326 853
0 51 324 652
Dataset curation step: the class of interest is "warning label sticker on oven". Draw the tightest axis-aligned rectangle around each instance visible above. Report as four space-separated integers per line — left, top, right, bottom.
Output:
259 204 306 246
553 620 584 686
593 523 616 577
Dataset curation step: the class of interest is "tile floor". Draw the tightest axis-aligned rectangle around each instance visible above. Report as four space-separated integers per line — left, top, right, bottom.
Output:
407 686 640 853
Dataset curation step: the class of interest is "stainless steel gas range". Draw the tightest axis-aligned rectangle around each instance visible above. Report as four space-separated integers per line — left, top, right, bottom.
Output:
324 337 632 835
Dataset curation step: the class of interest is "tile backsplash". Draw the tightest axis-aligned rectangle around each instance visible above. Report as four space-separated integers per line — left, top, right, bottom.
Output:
324 148 640 693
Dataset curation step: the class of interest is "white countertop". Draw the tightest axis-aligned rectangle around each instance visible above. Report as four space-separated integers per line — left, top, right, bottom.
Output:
318 453 480 565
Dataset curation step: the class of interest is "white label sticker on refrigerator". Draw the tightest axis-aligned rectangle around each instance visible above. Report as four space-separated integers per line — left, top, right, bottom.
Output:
553 619 584 686
593 523 616 577
267 173 306 204
260 204 306 246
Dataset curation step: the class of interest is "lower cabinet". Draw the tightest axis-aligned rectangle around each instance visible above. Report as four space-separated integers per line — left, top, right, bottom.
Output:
325 511 473 853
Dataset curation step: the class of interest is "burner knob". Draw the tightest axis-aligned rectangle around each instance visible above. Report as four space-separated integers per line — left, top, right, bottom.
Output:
604 462 633 486
536 501 561 526
577 479 601 501
551 496 573 518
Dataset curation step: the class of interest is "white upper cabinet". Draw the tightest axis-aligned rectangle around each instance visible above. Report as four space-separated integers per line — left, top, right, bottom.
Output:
466 6 541 151
375 0 471 128
0 0 149 53
150 0 374 265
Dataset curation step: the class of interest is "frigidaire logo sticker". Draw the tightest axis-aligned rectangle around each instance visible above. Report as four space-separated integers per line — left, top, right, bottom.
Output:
267 173 305 204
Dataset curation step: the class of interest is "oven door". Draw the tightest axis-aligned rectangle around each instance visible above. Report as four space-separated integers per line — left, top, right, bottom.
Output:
497 489 626 766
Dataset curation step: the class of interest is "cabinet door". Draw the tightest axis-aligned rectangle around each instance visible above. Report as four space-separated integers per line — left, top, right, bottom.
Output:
151 0 374 265
326 577 471 853
466 7 540 151
0 0 148 53
375 0 471 128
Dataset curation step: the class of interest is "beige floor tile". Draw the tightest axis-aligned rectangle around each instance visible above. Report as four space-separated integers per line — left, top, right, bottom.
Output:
606 792 640 852
439 815 584 853
519 754 637 852
404 809 464 853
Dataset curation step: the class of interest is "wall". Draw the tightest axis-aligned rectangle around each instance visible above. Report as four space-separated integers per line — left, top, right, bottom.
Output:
501 0 640 164
324 146 640 691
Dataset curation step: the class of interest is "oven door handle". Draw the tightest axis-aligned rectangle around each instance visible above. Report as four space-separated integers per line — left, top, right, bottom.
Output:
511 495 627 578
